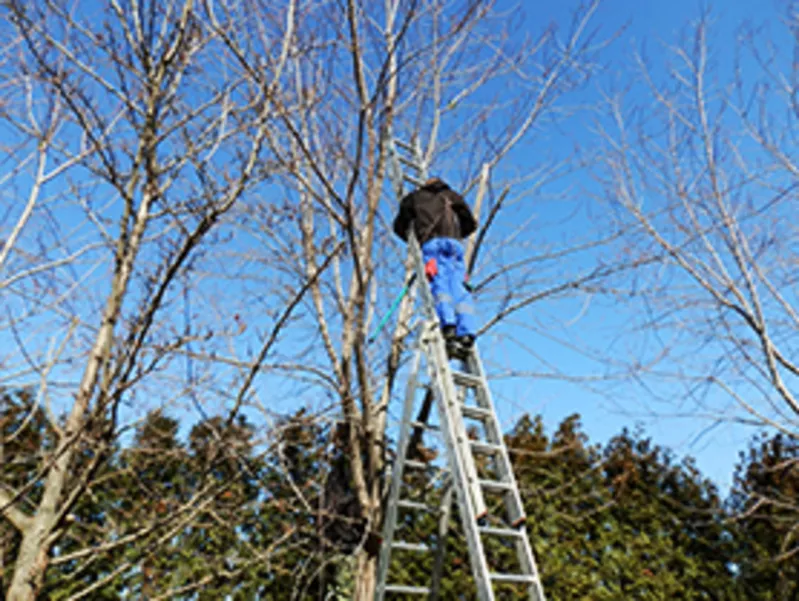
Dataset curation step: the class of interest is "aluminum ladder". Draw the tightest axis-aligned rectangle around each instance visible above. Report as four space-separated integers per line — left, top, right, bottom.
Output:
374 137 546 601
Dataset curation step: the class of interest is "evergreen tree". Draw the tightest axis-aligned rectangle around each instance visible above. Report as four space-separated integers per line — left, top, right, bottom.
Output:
5 391 777 600
506 414 740 600
595 428 739 600
729 431 799 600
507 414 612 598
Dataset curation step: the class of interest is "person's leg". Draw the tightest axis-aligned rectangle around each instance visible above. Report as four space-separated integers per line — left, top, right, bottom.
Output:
422 239 456 330
449 240 476 343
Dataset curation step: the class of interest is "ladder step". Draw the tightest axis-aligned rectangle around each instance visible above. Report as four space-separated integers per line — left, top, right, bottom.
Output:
391 541 429 553
490 572 538 584
409 420 440 431
394 138 415 152
403 173 424 187
470 441 503 455
385 584 431 595
461 405 492 420
479 479 513 492
478 526 525 539
397 500 436 512
400 460 450 476
451 370 484 389
397 154 422 170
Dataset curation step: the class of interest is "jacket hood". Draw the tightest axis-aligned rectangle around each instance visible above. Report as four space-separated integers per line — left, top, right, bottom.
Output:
421 177 450 193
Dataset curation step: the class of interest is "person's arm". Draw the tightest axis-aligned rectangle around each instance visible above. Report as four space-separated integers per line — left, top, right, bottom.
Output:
449 190 477 238
393 191 416 241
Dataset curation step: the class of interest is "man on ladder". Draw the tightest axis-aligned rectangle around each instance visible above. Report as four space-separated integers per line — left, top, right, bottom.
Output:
377 139 546 601
393 177 478 359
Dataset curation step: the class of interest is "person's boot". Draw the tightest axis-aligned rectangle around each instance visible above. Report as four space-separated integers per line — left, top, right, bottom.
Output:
457 335 475 358
442 325 459 358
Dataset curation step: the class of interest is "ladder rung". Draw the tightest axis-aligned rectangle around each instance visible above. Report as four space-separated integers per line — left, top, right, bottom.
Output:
401 460 450 476
391 541 429 553
479 479 513 492
385 584 431 595
409 420 439 431
490 572 538 584
470 441 503 455
479 526 525 539
451 370 484 389
403 173 424 187
397 500 436 512
461 405 492 420
394 138 415 152
397 154 422 170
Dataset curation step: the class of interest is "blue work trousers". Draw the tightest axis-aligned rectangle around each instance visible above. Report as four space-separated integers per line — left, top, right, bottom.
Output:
421 238 476 337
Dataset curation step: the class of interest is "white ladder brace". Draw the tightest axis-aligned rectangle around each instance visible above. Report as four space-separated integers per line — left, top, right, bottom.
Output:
374 137 547 601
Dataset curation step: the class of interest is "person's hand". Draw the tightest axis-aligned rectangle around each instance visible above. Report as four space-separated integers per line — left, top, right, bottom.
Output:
424 258 437 280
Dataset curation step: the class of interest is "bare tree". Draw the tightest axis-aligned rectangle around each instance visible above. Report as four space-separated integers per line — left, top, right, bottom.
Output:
209 0 615 597
592 8 798 574
596 10 798 431
0 1 341 598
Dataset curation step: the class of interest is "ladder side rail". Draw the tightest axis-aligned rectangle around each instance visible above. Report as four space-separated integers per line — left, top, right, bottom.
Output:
466 352 547 601
388 139 408 200
425 333 495 601
466 351 526 523
375 347 424 601
516 534 546 601
449 378 488 519
452 376 488 518
407 233 435 317
429 481 454 601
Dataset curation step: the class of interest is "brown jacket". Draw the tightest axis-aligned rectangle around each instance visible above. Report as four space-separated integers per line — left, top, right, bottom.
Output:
393 179 477 244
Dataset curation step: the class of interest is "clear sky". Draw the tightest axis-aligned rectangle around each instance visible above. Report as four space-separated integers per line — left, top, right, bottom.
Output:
464 0 792 492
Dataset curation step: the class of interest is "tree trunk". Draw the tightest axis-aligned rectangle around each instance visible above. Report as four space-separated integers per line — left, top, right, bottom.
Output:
5 162 156 600
7 526 49 601
354 551 378 601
